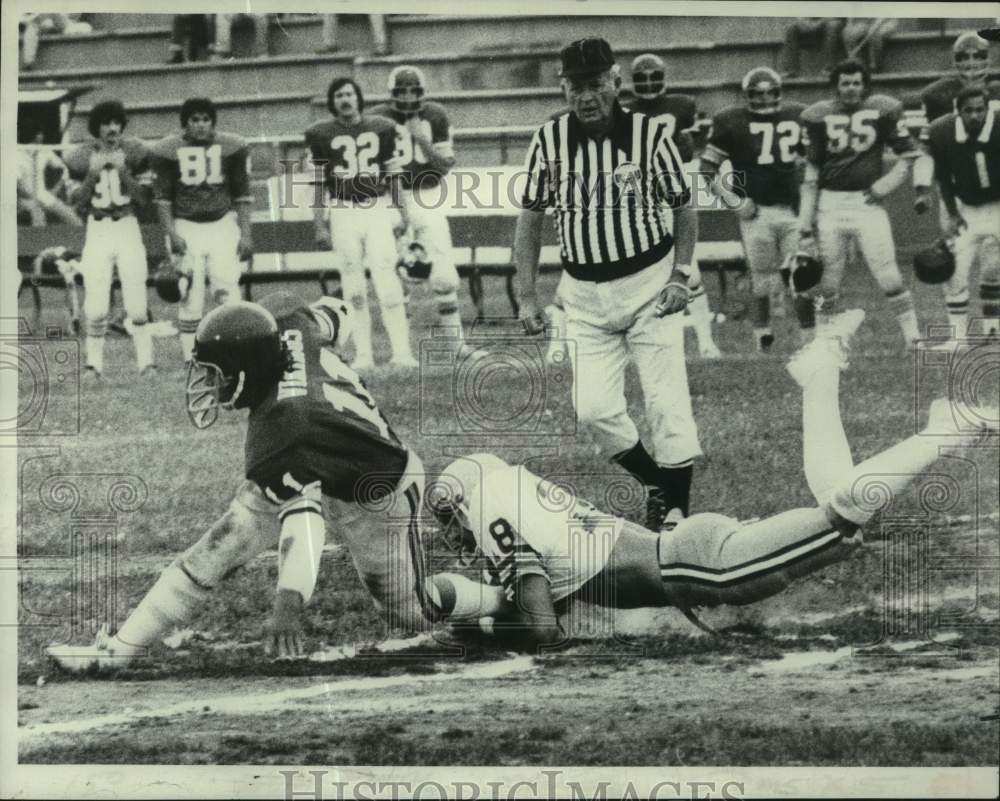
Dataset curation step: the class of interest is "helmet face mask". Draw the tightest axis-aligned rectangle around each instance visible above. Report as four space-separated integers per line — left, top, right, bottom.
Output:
742 67 783 114
185 360 240 429
630 53 666 100
953 33 990 82
426 477 479 567
389 66 426 115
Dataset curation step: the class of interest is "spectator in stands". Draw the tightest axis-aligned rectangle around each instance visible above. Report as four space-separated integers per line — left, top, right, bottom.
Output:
19 13 92 71
168 14 212 64
779 17 845 78
842 18 899 74
318 14 389 56
212 13 270 59
17 119 82 227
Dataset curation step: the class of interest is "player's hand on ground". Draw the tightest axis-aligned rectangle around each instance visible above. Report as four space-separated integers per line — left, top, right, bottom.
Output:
654 280 690 317
168 230 188 256
945 214 967 240
237 235 254 262
913 187 933 215
265 588 306 660
314 227 333 251
735 197 758 222
519 297 547 335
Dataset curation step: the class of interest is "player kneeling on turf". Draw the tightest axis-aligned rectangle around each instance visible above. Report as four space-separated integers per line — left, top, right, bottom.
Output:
427 310 997 648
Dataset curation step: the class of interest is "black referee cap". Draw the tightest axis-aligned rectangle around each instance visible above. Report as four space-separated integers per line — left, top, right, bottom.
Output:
559 37 615 78
977 26 1000 42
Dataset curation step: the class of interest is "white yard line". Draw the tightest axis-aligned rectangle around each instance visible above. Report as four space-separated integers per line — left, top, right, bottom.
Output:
20 655 536 743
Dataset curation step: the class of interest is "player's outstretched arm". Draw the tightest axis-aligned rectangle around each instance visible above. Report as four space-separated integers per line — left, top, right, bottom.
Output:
309 296 352 347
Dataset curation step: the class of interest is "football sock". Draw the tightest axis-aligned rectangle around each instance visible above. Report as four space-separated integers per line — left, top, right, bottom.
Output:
687 286 718 352
656 462 693 517
980 279 1000 334
132 319 153 370
612 440 662 488
85 315 107 372
945 287 970 339
754 293 771 329
428 573 505 620
178 317 200 362
383 302 414 360
112 562 211 654
801 363 853 504
793 294 816 335
352 303 374 364
886 289 920 345
754 326 774 352
434 289 464 342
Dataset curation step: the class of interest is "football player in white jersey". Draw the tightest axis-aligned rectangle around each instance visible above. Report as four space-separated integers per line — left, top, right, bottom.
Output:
427 310 996 648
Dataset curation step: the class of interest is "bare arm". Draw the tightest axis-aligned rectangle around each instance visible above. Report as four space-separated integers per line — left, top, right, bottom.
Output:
515 207 547 333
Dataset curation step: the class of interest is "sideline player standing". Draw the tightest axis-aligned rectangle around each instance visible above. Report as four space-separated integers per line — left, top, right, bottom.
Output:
427 312 996 647
369 66 469 350
48 291 437 670
626 53 720 359
64 100 154 378
798 60 921 347
700 67 815 351
516 38 701 532
927 86 1000 340
306 77 415 370
150 97 254 361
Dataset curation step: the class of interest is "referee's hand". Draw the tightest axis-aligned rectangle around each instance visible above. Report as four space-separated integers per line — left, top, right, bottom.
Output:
519 297 547 335
654 281 690 317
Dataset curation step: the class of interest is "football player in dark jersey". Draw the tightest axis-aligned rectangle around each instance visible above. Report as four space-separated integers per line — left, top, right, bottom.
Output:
701 67 814 351
369 66 472 352
63 100 155 378
47 291 437 671
150 97 254 361
912 32 1000 216
927 86 1000 342
798 60 922 348
305 77 415 370
626 53 721 359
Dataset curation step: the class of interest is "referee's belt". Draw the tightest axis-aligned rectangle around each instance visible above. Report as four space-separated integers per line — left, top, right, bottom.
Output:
562 234 674 283
90 210 129 222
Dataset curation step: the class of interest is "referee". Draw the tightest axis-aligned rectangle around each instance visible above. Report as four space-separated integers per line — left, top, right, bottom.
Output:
516 37 702 531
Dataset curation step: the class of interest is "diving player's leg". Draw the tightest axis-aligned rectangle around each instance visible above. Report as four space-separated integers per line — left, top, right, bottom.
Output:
176 218 208 362
47 481 280 671
79 219 114 376
365 200 415 366
117 217 154 372
855 207 919 347
331 205 374 368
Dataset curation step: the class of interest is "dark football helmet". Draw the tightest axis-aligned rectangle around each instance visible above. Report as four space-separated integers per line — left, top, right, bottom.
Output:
742 66 782 115
913 238 956 285
952 32 991 83
630 53 666 100
186 302 287 429
396 241 433 283
781 250 824 294
388 65 426 115
154 258 192 303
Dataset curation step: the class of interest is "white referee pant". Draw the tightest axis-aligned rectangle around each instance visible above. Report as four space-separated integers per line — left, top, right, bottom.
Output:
561 258 702 466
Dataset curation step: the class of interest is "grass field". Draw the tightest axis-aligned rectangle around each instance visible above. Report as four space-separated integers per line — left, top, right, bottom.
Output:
13 254 1000 768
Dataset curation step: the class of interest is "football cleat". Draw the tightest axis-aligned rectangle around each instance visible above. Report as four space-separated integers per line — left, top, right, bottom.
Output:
661 507 685 533
913 238 956 285
644 487 669 532
742 66 783 115
952 32 990 83
46 625 135 673
388 65 426 115
84 365 103 382
630 53 666 99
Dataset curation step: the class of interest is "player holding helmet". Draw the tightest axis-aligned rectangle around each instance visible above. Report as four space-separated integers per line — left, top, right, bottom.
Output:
48 291 437 670
627 53 721 359
63 100 155 378
428 311 995 648
798 60 921 348
700 67 816 351
306 77 415 370
150 97 254 361
370 66 470 351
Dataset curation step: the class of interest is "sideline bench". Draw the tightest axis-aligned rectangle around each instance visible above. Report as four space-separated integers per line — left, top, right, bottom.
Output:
16 210 745 321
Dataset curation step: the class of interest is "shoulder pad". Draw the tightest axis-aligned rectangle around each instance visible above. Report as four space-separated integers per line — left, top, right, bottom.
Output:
148 134 184 161
422 101 450 123
664 93 696 111
926 113 955 144
866 94 903 115
366 114 397 133
801 100 835 123
367 103 395 120
921 76 958 99
988 79 1000 100
303 120 330 141
782 101 808 118
214 131 248 156
712 105 745 130
63 143 94 175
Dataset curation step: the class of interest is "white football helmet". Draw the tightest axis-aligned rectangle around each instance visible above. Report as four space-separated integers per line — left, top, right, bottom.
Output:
953 32 991 83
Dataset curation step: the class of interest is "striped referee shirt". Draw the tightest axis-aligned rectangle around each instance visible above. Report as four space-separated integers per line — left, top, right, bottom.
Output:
518 101 691 282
